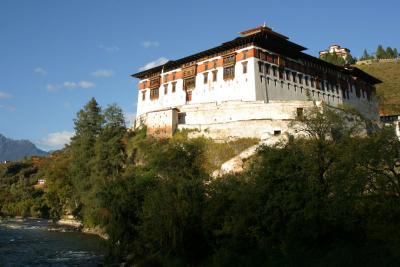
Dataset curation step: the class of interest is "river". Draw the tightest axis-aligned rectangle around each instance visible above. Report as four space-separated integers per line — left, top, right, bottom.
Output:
0 218 105 266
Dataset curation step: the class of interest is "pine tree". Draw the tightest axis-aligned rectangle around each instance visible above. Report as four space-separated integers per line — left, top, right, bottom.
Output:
360 49 371 60
376 45 387 59
69 97 104 221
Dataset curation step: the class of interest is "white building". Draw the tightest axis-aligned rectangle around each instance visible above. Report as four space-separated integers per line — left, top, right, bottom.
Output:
132 25 381 139
319 44 351 59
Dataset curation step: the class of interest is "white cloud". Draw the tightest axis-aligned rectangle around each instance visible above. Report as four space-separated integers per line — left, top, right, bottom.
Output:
141 41 159 48
63 81 77 88
78 81 95 89
91 69 114 77
38 131 74 151
139 57 168 71
34 67 47 76
0 91 12 99
46 84 60 92
46 81 95 92
99 44 119 52
124 112 136 128
0 105 16 111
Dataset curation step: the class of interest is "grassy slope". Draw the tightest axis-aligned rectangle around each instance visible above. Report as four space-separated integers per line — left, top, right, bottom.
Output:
356 61 400 114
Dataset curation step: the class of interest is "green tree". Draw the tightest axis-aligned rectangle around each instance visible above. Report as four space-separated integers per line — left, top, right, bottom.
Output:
386 47 395 58
69 97 104 221
376 45 387 59
360 49 372 60
393 48 399 58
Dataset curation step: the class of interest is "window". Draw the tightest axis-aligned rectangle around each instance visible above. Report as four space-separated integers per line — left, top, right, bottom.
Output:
150 88 159 100
292 72 297 83
203 72 208 84
305 76 309 86
213 60 217 69
172 72 176 80
279 69 284 79
274 130 281 136
184 77 196 90
296 108 303 118
164 74 168 83
272 66 277 77
258 61 263 73
164 84 168 94
212 70 217 82
143 80 147 88
265 63 270 74
298 74 303 84
223 54 236 66
204 62 208 71
243 50 248 59
286 70 291 81
223 66 235 80
142 91 146 101
172 82 176 92
242 61 248 74
150 77 160 88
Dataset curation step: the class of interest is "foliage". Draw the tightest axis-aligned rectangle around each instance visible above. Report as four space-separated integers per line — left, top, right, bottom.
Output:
2 99 400 266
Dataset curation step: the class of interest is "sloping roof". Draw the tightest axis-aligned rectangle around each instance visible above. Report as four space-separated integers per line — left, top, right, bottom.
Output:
131 27 381 85
132 29 305 79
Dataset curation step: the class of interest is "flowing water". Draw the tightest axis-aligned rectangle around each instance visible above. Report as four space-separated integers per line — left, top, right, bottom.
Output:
0 218 104 266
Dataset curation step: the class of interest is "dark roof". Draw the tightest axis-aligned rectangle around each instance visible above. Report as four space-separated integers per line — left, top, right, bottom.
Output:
132 30 305 79
131 29 381 85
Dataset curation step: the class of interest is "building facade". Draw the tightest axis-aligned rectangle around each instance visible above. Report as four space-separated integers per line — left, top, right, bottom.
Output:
132 25 381 139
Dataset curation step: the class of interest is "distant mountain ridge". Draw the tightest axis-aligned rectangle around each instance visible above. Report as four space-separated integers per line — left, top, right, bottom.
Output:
0 134 47 161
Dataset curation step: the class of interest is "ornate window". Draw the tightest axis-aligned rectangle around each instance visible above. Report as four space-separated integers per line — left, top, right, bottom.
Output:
150 88 159 100
149 77 160 89
182 65 196 78
184 77 196 90
223 65 235 80
142 91 146 101
223 54 236 66
203 72 208 84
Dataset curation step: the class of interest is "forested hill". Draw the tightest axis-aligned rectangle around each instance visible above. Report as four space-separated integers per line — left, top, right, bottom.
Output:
0 134 47 161
356 60 400 114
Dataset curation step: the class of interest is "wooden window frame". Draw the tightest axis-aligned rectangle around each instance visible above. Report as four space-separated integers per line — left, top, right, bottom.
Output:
223 65 235 80
150 88 159 100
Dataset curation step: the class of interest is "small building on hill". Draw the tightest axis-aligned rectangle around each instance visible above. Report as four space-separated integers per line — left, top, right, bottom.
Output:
132 24 381 139
319 45 351 59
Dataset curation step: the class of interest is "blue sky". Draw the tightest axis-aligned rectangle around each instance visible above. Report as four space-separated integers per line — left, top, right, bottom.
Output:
0 0 399 150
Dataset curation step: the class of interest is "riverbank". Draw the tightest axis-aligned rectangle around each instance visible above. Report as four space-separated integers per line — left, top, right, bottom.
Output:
1 216 108 240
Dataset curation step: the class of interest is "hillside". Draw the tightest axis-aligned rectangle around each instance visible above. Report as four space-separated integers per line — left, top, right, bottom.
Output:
0 134 47 162
356 60 400 114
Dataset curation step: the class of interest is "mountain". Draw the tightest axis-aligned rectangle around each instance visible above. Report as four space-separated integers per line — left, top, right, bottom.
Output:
356 60 400 115
0 134 48 161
